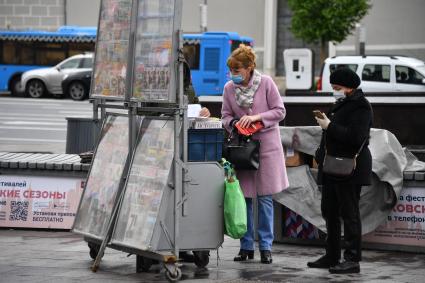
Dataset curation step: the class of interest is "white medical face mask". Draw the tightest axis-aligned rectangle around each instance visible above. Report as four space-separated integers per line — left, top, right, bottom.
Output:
333 90 345 100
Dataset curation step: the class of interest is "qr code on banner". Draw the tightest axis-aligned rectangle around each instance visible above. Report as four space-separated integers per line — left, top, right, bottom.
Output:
9 201 29 221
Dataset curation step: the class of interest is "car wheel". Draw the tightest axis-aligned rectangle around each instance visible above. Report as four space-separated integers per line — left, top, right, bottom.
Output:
26 80 46 98
9 75 23 96
67 81 87 101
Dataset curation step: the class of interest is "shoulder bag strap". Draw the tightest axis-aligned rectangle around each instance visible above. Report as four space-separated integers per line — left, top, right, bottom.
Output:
325 131 368 159
354 137 368 159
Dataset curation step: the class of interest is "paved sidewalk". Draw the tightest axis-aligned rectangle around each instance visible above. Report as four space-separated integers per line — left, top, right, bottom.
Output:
1 229 425 282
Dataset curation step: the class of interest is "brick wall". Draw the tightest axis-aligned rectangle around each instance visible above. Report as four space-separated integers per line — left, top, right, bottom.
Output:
0 0 65 31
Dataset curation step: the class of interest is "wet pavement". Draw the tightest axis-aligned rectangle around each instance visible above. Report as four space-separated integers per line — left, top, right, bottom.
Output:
1 229 425 282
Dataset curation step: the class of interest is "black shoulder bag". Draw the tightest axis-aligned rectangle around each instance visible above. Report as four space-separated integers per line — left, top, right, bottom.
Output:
322 135 368 178
222 129 260 170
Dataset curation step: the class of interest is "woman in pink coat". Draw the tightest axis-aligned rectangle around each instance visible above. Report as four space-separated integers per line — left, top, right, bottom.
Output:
221 44 289 264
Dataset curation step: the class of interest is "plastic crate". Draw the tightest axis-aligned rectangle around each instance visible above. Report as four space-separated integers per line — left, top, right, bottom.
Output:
188 128 224 161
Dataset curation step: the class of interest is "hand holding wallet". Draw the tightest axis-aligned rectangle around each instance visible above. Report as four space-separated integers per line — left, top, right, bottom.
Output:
235 121 264 136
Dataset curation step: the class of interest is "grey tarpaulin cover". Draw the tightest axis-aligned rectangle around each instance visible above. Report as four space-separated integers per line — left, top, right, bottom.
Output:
274 126 425 234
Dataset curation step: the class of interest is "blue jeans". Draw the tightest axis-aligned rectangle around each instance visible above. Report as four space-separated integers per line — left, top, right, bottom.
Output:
240 195 274 251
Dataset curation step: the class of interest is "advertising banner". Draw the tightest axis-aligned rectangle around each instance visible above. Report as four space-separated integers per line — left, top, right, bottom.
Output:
364 187 425 246
0 175 84 229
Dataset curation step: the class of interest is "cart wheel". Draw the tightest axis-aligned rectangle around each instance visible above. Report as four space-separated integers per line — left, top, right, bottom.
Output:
165 266 182 282
136 255 155 272
88 242 100 260
193 250 210 268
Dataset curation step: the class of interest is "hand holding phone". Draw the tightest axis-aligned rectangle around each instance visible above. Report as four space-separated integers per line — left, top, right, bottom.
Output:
313 110 325 119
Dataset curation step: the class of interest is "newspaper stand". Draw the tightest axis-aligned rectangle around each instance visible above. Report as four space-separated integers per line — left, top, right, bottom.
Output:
72 0 224 281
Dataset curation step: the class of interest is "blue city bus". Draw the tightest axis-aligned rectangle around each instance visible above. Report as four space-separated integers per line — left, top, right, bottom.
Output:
0 26 96 95
0 27 251 97
183 32 253 96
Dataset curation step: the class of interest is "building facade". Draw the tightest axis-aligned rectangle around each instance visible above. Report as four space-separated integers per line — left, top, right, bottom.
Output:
1 0 424 77
0 0 65 31
334 0 425 61
65 0 101 27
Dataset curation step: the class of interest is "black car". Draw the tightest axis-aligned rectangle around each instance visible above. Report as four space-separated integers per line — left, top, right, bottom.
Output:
61 69 92 100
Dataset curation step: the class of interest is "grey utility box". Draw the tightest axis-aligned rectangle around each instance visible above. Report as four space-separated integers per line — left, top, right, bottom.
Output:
157 162 224 251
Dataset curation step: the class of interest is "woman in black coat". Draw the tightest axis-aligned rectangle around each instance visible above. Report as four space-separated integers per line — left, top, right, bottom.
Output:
307 68 373 274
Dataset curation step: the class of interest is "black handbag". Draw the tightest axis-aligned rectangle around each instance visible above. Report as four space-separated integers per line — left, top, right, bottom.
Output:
322 136 368 178
223 131 260 170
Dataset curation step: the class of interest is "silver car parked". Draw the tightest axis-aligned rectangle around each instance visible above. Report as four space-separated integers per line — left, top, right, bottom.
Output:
21 53 93 98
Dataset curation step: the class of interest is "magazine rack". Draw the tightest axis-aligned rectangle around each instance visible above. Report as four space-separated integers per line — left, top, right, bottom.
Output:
72 0 224 281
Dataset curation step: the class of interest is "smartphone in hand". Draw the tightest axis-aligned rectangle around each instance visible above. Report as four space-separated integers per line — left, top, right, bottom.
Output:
313 110 325 119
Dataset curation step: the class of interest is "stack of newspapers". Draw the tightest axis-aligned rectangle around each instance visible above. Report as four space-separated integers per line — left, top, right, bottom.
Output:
187 104 222 129
190 117 222 129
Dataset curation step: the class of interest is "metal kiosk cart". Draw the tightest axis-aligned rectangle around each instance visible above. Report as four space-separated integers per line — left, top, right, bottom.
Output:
72 0 224 281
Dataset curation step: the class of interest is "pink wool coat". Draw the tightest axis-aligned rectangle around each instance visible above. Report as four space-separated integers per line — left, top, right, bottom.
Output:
221 74 289 198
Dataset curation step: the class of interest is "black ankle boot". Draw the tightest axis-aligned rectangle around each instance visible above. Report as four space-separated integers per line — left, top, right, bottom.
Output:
234 249 254 261
307 254 339 269
260 250 272 264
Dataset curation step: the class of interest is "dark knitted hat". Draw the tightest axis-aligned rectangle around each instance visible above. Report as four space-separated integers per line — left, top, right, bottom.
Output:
330 68 361 88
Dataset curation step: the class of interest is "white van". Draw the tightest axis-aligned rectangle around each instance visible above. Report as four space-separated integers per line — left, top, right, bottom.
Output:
318 55 425 92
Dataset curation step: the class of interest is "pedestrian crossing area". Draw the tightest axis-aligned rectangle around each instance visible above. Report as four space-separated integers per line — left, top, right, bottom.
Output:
0 97 93 153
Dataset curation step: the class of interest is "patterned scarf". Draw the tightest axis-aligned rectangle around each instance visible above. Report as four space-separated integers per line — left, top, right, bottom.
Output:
234 70 262 108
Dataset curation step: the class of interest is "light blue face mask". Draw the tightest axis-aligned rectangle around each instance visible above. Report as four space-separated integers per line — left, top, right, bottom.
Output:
333 90 345 100
230 74 244 84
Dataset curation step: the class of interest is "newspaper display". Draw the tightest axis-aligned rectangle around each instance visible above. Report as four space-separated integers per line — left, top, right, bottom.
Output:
112 118 174 250
73 115 129 239
91 0 131 98
132 0 175 102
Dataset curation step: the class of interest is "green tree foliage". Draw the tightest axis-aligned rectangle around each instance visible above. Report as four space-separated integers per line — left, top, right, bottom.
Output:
287 0 370 62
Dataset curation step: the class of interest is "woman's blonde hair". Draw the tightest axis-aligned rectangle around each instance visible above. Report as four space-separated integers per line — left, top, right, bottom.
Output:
227 44 256 70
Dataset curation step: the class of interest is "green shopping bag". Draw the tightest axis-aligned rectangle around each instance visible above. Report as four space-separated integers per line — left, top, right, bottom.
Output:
224 175 247 239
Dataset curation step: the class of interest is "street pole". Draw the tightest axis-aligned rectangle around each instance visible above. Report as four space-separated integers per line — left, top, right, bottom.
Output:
359 26 366 56
200 0 207 32
263 0 277 76
355 23 366 56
